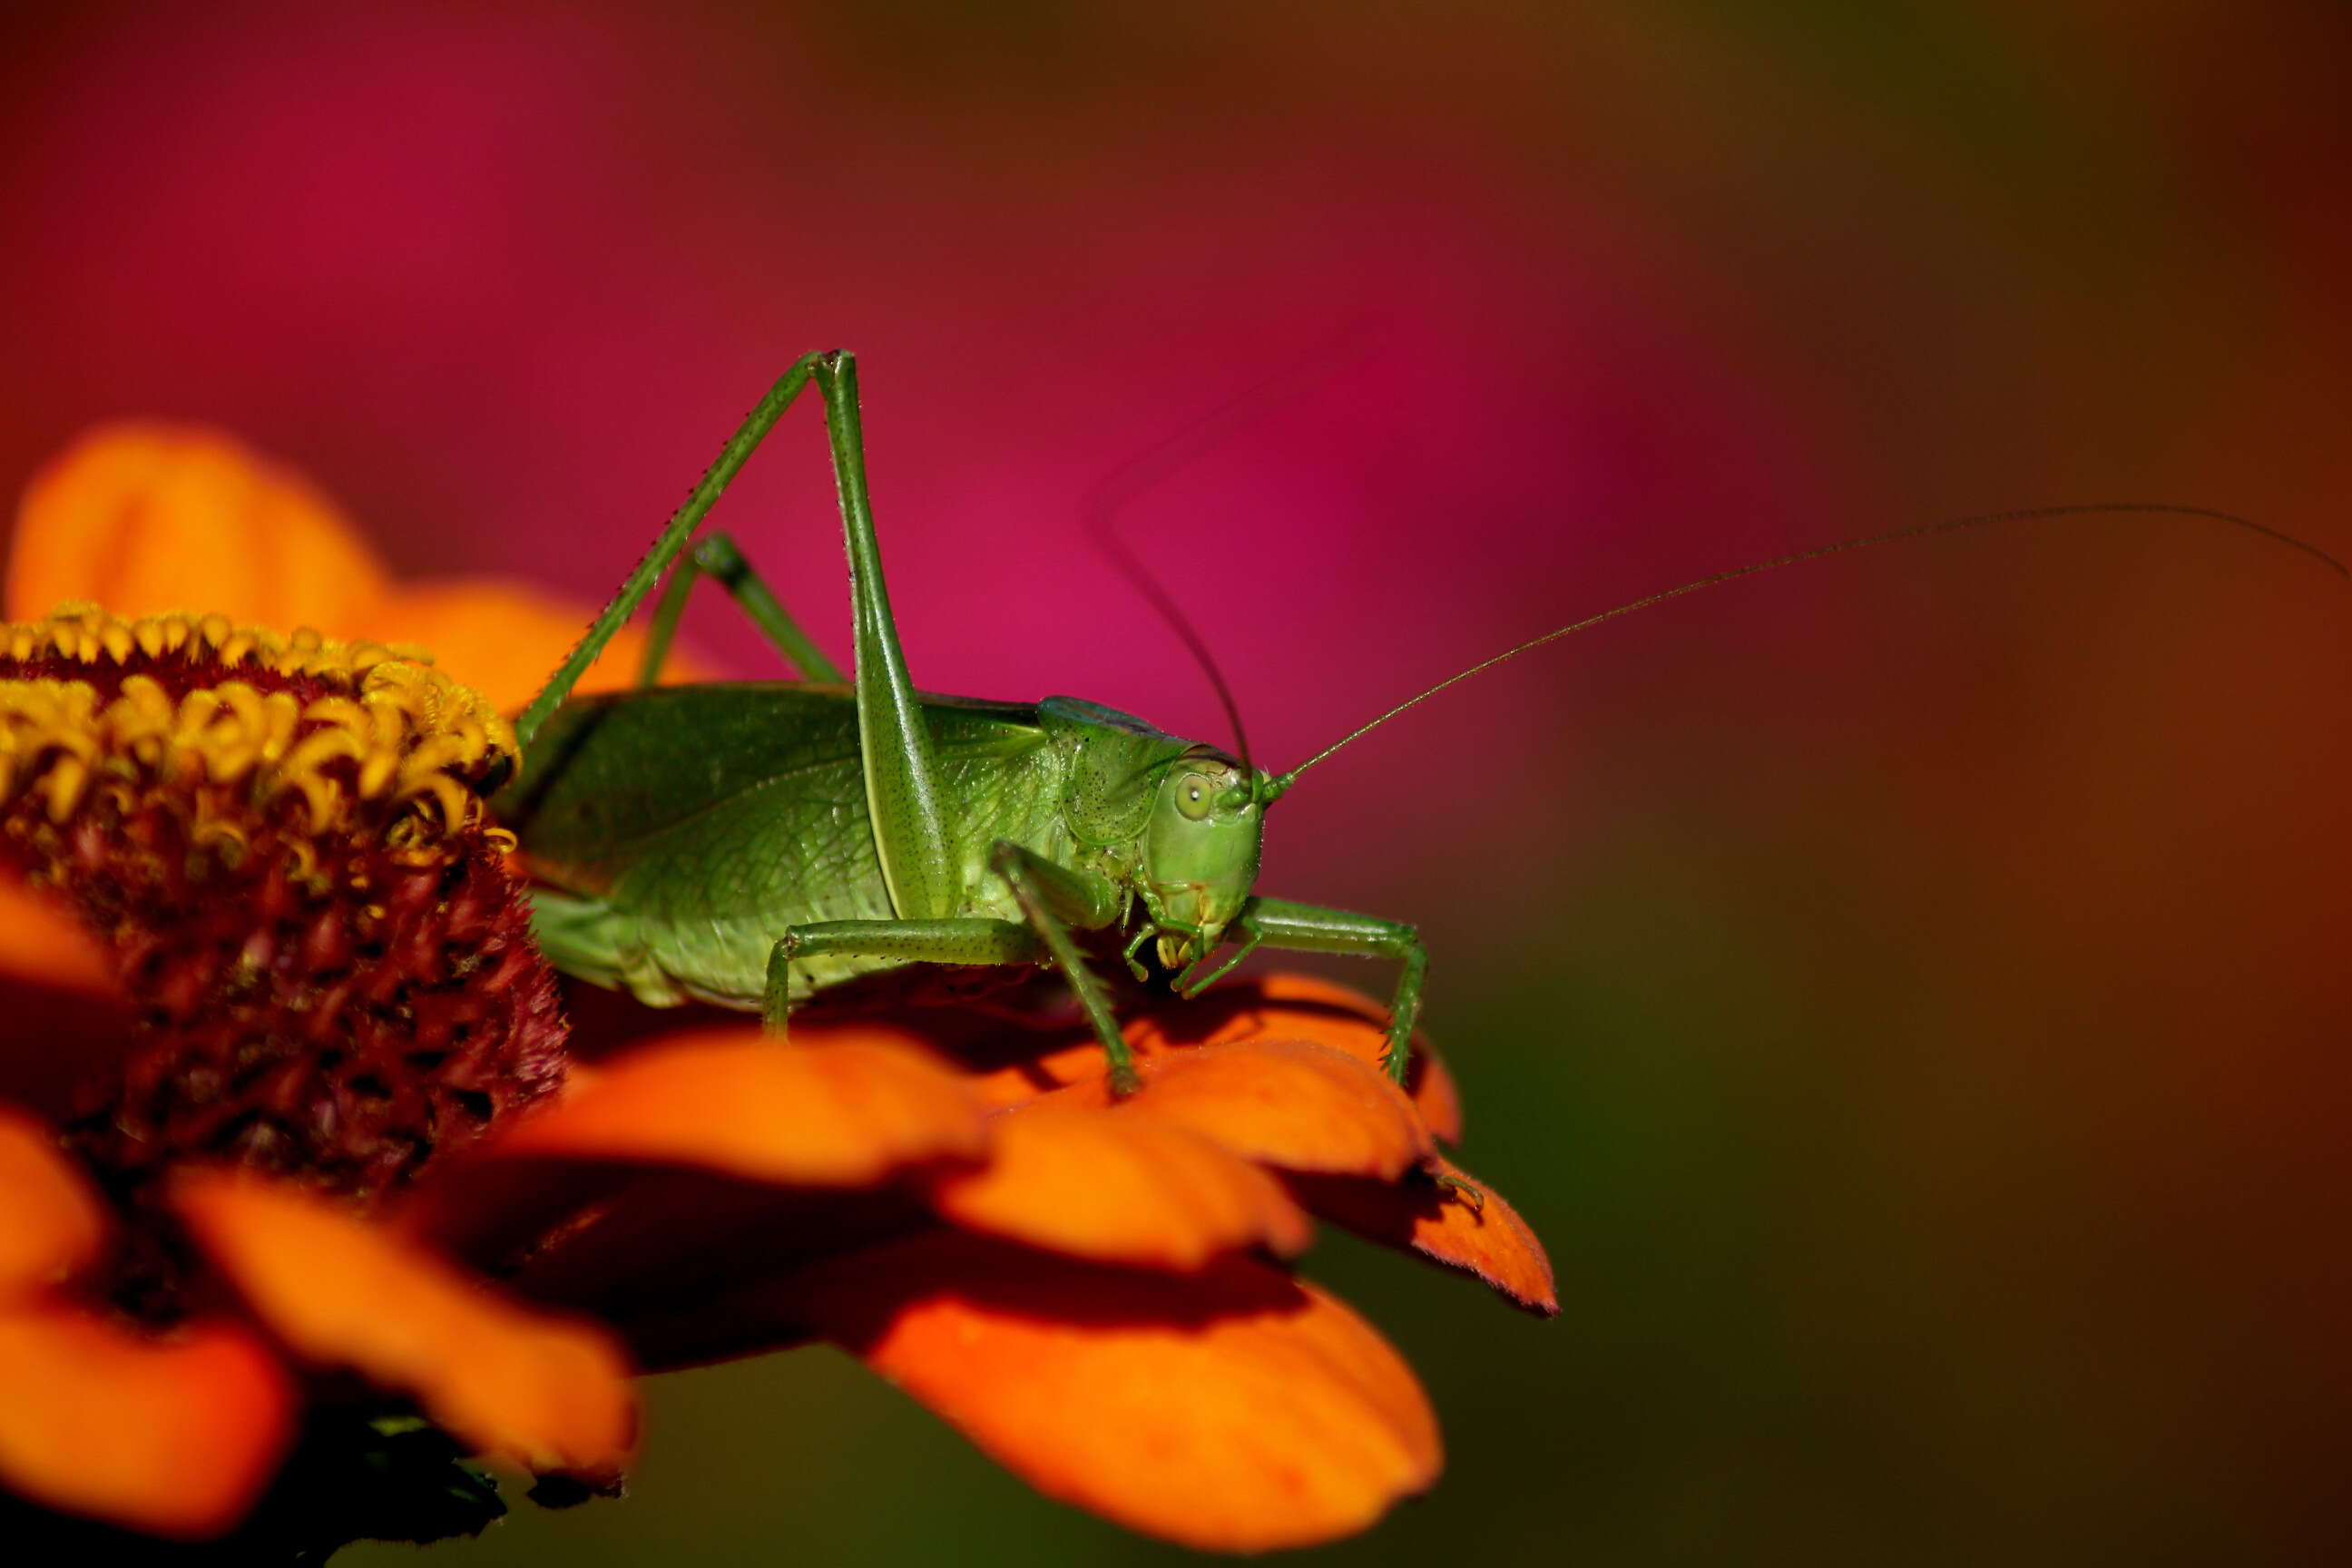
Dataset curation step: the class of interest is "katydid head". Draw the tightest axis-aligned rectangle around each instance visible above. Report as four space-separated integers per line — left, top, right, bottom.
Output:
1139 749 1268 969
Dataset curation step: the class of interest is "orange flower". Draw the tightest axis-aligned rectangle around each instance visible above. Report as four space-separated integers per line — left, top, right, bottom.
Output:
398 981 1554 1550
0 426 1553 1555
0 611 632 1550
5 422 697 712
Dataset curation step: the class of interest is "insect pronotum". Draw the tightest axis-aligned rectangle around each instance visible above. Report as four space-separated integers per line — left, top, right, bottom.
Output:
498 350 2345 1093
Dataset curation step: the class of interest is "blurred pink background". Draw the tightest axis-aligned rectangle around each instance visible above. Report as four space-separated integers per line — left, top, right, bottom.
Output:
3 3 2346 1562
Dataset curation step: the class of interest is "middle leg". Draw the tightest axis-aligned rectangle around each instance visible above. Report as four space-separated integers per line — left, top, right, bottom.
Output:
765 841 1137 1093
765 916 1047 1031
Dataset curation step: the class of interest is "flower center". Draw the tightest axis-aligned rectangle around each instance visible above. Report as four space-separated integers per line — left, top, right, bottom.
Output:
0 605 566 1292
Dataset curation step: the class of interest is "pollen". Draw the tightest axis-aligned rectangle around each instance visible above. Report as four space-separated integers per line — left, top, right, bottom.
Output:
0 605 564 1312
0 603 514 814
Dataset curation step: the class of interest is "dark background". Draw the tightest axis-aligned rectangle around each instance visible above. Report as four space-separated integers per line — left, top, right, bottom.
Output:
4 4 2347 1562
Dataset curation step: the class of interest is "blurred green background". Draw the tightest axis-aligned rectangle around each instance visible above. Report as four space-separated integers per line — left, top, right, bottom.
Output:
4 3 2347 1562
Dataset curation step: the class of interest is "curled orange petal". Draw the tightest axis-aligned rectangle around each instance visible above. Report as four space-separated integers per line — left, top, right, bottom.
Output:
1063 1038 1434 1181
792 1231 1441 1552
174 1173 635 1485
398 1033 990 1355
472 1029 989 1185
1290 1159 1559 1315
0 1107 107 1298
490 1177 919 1375
1126 975 1463 1142
9 424 389 630
927 1104 1314 1270
0 1307 291 1539
959 977 1463 1142
958 1028 1153 1112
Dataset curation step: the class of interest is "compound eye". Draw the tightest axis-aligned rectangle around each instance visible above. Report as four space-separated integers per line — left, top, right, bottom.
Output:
1174 772 1217 821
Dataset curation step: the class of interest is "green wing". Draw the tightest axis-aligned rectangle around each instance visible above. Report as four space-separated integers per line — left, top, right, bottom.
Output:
501 682 1057 1007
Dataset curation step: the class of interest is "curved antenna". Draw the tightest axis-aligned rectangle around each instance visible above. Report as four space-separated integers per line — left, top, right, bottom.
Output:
1266 503 2347 799
1083 325 1382 772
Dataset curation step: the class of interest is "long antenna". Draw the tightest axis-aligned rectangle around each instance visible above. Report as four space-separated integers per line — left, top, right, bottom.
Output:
1266 503 2347 798
1083 326 1381 770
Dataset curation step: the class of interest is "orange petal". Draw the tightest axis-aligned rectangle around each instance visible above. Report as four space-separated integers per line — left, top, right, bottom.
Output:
0 870 110 995
0 1106 107 1298
1056 1038 1434 1181
1289 1159 1559 1316
927 1104 1314 1270
494 1178 910 1373
174 1173 634 1485
958 1027 1142 1112
0 1307 291 1539
360 580 713 719
9 424 388 629
792 1231 1441 1552
398 1032 987 1338
958 977 1462 1141
471 1029 989 1185
1127 975 1463 1142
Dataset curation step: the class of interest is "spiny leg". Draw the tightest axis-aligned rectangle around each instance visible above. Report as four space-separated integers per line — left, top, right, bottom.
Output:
1227 897 1427 1083
987 842 1137 1093
520 348 964 931
516 351 830 750
638 532 847 686
809 352 958 926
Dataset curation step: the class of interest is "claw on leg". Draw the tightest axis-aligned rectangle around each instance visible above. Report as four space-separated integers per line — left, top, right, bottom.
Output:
1121 927 1153 984
1381 1032 1414 1086
1429 1167 1485 1213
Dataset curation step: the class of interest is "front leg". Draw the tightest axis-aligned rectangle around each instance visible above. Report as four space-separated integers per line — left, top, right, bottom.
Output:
1219 898 1427 1083
987 843 1136 1094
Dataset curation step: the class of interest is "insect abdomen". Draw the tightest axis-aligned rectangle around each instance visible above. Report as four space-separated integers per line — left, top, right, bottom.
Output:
507 681 1066 1010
